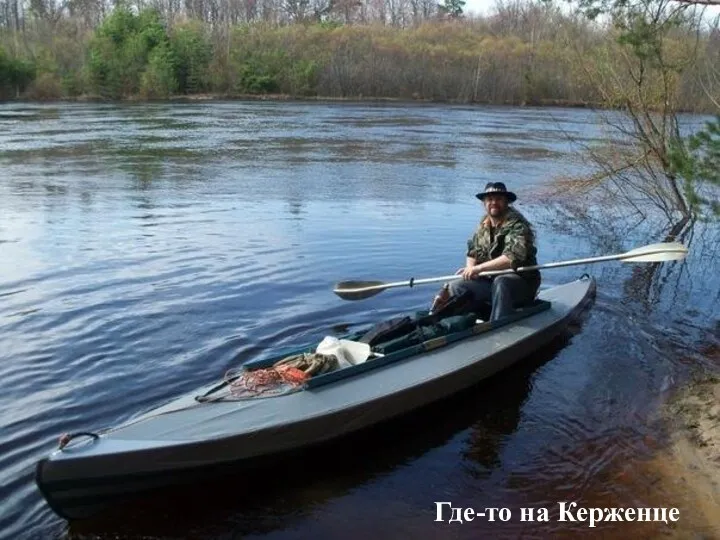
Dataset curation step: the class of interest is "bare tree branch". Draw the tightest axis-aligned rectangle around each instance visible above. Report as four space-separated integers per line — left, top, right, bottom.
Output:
672 0 720 5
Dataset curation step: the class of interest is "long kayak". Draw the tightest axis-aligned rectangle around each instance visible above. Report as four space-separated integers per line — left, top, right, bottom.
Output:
36 274 596 520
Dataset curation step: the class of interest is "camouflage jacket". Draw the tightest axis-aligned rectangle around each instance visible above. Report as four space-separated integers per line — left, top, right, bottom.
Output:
466 207 540 291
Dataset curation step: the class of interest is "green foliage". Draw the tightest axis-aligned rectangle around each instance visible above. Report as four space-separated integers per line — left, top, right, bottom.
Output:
88 6 177 98
438 0 466 18
141 42 178 98
0 47 36 99
672 117 720 218
237 61 279 93
61 72 83 97
169 21 212 94
616 13 662 62
690 118 720 185
289 59 320 95
318 20 343 29
228 31 286 94
98 5 139 44
570 0 631 21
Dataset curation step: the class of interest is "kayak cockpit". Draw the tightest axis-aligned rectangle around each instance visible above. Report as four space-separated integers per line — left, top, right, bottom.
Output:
304 298 551 390
195 298 552 402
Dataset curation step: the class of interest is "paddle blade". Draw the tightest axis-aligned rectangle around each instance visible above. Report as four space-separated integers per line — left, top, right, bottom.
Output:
333 280 387 301
622 242 688 262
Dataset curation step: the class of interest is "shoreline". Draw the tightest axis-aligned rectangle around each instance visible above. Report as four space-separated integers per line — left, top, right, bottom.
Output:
0 93 690 113
2 93 714 115
2 94 599 109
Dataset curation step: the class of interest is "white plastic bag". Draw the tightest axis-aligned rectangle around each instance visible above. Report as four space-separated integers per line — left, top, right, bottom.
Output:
315 336 371 368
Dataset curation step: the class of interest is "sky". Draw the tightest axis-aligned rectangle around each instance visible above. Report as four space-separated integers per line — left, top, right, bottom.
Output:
463 0 496 15
461 0 720 19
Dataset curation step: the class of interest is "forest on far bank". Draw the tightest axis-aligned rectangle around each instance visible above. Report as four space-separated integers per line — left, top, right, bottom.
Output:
0 0 718 111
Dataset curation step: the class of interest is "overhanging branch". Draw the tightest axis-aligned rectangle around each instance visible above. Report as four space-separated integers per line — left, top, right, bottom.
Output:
671 0 720 5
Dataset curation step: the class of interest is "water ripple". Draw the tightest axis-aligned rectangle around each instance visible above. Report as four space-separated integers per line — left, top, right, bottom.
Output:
0 101 716 540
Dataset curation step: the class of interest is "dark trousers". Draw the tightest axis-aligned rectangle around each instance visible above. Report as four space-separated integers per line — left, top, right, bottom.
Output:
448 274 535 321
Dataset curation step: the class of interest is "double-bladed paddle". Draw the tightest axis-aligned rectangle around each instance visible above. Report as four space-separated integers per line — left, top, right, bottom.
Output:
333 242 689 301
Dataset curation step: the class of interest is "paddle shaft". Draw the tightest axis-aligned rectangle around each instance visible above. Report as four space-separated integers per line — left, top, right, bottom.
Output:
333 244 686 298
384 249 671 288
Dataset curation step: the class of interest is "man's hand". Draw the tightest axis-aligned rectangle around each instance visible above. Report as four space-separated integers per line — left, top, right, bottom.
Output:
457 257 481 280
456 265 473 279
461 263 483 280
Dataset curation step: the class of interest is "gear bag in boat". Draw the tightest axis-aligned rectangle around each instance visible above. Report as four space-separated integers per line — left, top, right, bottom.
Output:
371 313 478 355
358 316 417 347
357 288 476 348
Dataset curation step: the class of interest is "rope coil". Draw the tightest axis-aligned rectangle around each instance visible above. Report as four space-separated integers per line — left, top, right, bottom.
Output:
225 364 309 396
223 353 338 397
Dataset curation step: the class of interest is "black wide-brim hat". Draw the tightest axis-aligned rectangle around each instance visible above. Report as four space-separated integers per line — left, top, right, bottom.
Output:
475 182 517 203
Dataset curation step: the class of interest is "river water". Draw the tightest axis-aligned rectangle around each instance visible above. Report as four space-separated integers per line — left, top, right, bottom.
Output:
0 101 718 539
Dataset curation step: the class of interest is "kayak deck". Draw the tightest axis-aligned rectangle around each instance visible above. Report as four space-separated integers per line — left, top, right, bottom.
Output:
85 277 593 444
36 276 595 521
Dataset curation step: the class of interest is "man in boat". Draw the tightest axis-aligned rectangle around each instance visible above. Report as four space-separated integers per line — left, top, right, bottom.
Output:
432 182 540 321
